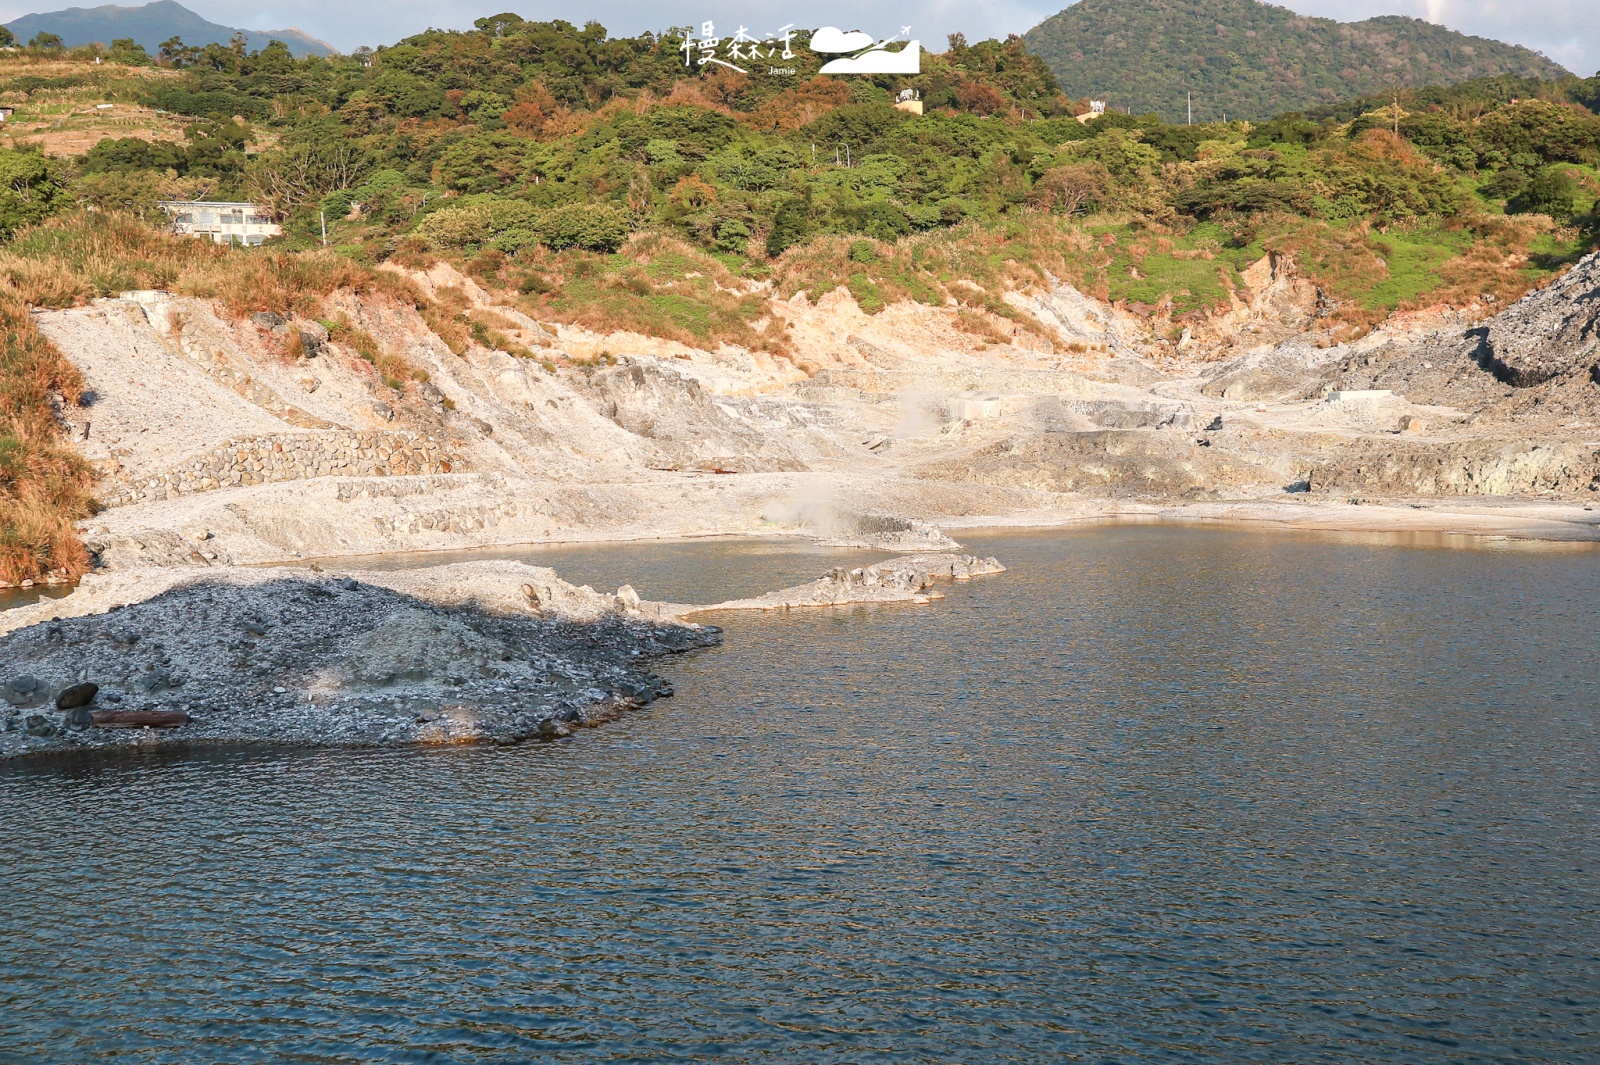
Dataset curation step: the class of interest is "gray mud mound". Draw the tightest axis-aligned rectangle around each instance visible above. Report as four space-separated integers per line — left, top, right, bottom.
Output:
1201 347 1331 402
1224 253 1599 413
0 565 717 760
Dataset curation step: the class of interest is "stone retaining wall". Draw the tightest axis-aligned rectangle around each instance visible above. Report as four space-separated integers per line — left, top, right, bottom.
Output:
102 431 463 506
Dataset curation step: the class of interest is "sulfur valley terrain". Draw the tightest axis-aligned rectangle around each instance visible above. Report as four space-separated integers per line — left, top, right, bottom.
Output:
0 13 1598 755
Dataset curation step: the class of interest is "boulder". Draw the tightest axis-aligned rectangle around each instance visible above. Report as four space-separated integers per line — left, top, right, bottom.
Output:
3 674 41 706
55 682 99 710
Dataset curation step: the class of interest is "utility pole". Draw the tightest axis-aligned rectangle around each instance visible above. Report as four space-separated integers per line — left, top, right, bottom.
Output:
1188 92 1192 126
320 210 327 248
1387 73 1400 134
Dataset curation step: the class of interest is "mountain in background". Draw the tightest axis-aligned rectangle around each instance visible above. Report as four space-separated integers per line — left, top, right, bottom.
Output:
3 0 334 57
1024 0 1570 121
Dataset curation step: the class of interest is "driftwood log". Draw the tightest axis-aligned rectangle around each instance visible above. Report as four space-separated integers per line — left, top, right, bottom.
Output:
90 710 191 729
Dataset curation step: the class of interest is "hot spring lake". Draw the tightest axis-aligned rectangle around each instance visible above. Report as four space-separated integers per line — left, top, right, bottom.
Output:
2 526 1597 1063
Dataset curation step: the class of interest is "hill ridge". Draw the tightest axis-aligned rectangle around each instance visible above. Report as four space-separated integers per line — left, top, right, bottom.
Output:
1023 0 1569 120
3 0 334 57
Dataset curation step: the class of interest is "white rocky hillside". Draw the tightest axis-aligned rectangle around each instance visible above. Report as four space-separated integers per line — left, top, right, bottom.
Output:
43 252 1600 575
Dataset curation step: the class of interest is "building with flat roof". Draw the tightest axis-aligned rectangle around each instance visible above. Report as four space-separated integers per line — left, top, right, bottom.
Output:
158 201 281 246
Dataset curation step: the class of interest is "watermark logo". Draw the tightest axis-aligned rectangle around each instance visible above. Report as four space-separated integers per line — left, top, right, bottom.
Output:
680 22 797 74
812 26 921 75
679 22 921 75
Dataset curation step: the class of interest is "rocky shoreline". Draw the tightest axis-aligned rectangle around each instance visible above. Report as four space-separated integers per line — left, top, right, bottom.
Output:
0 560 714 761
702 553 1007 611
0 552 1010 760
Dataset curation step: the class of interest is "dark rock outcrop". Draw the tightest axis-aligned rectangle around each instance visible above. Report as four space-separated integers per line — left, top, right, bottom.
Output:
1480 251 1600 388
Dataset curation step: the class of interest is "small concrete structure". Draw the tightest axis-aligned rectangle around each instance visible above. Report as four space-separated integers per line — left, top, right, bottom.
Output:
1327 389 1395 402
158 201 281 246
946 392 1007 421
893 88 923 116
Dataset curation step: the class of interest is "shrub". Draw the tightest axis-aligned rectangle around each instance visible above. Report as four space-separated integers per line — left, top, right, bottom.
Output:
0 150 69 239
766 198 813 257
714 218 751 254
1512 167 1581 219
415 198 539 249
538 203 631 252
1030 162 1112 216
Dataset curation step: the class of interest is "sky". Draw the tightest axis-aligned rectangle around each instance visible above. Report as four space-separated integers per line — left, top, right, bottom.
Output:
3 0 1597 76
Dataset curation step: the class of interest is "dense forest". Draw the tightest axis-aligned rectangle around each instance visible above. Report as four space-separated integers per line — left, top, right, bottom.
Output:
1 16 1585 266
1023 0 1572 121
0 15 1593 393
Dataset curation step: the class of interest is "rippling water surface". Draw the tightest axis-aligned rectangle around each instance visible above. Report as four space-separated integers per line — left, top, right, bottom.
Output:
3 527 1598 1063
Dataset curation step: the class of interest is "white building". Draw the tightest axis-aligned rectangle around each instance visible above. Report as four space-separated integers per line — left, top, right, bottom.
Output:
1077 100 1109 125
158 201 281 246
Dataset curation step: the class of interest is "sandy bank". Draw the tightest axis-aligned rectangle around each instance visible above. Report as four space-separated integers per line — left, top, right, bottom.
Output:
939 497 1600 543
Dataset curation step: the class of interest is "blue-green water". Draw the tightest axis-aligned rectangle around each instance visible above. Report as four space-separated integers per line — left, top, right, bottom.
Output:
2 527 1597 1063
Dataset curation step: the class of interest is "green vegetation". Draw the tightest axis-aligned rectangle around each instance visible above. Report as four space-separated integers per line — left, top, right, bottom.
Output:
1023 0 1572 121
4 17 1590 290
0 23 1598 582
0 149 69 238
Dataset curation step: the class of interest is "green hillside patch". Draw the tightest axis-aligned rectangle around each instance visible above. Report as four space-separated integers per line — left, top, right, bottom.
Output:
497 239 785 355
1023 0 1569 121
1089 222 1266 314
1352 228 1473 309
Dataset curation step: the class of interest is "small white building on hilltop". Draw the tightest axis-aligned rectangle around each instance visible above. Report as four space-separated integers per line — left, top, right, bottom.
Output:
158 201 281 246
1076 100 1108 125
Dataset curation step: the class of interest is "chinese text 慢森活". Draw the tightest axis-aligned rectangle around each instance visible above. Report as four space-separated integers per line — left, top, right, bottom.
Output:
680 22 796 74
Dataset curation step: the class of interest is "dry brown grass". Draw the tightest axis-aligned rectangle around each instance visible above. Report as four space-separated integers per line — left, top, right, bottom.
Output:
1400 214 1559 314
0 211 378 315
952 308 1015 346
0 287 95 584
325 316 428 390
